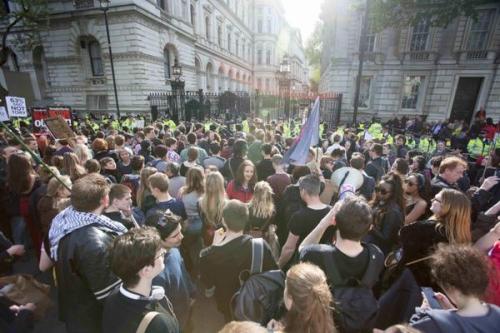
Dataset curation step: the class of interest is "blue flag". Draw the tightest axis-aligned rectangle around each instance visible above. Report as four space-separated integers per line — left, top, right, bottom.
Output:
283 96 320 165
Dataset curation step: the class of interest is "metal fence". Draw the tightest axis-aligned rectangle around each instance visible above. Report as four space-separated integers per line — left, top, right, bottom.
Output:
147 90 342 127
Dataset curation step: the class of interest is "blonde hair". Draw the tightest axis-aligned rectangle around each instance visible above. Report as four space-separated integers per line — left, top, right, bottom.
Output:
199 171 226 228
46 175 72 211
248 181 274 219
137 167 157 208
62 152 87 182
433 189 471 244
46 175 72 197
284 263 336 333
73 144 91 165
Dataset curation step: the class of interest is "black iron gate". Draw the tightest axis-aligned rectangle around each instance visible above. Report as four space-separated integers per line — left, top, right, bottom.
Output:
148 90 342 127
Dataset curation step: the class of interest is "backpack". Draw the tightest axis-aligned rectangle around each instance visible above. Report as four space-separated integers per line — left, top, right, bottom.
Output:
231 238 285 325
323 244 383 333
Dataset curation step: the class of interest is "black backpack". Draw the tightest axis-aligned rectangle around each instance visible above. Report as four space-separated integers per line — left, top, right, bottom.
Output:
323 244 383 333
231 238 285 325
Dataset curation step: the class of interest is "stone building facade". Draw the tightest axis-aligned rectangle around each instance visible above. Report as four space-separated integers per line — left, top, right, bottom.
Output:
0 0 308 115
319 0 500 123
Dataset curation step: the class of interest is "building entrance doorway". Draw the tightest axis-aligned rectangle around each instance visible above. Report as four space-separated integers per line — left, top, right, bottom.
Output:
450 77 483 125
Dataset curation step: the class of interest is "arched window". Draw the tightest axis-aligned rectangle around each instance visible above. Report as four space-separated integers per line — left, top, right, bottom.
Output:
88 41 103 76
190 4 195 26
163 47 173 80
33 46 49 97
218 25 222 46
257 48 262 64
205 16 211 40
8 51 20 72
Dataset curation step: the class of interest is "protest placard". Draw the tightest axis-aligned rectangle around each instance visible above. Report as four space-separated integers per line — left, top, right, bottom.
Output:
45 116 76 140
5 96 27 117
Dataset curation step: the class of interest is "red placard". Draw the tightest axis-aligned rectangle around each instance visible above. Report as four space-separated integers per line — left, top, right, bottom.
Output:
31 106 72 131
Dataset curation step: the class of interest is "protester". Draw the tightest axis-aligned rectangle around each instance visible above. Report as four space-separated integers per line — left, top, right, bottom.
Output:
148 210 196 331
199 171 227 246
410 244 500 332
300 195 384 333
279 174 332 269
399 189 471 287
49 173 127 333
365 172 405 255
199 199 277 321
266 262 336 333
103 227 179 333
403 173 428 225
226 160 256 203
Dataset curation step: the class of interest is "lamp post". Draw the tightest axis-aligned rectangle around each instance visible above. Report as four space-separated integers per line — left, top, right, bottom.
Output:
99 0 120 119
170 58 185 122
276 54 291 121
352 0 371 126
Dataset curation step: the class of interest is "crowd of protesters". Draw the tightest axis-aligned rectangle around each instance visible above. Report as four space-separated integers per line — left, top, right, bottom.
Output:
0 109 499 333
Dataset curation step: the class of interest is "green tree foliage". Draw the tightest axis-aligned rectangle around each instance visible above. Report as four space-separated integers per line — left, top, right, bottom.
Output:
305 22 323 92
0 0 49 67
370 0 498 31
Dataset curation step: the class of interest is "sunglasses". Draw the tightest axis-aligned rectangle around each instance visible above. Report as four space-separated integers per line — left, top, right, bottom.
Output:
375 187 390 195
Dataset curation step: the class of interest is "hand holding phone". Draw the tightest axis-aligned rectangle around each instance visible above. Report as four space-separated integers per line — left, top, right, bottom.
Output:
421 287 442 309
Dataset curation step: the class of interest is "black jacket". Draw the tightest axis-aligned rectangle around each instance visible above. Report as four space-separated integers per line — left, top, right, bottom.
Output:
55 224 121 333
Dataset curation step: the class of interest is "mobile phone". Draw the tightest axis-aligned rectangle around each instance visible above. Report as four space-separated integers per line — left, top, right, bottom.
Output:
421 287 441 309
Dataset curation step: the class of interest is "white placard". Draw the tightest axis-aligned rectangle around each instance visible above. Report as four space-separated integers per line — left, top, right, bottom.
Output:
133 119 145 129
0 107 9 121
6 96 27 117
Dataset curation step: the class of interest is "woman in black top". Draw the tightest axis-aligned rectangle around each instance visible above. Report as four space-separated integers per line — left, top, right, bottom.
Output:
400 188 471 287
365 172 405 255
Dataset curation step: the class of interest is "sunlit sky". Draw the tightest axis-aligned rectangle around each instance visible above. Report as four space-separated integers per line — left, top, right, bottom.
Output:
283 0 323 45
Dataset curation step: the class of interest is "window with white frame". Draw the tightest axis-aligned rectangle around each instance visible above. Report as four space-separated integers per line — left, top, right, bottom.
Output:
257 49 262 64
363 17 376 52
88 41 104 76
258 19 263 33
266 49 271 65
357 76 371 108
227 33 232 52
235 39 239 56
86 95 108 110
401 76 424 109
467 9 495 50
410 19 430 51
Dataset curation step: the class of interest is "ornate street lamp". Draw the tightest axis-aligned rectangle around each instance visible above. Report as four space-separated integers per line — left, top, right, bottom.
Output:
98 0 120 119
170 58 185 122
276 54 291 121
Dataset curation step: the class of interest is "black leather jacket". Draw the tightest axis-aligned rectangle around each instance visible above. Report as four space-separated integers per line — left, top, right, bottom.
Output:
54 224 121 333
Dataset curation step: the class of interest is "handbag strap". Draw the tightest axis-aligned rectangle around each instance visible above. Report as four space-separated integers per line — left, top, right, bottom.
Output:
250 238 264 274
405 255 433 267
136 311 160 333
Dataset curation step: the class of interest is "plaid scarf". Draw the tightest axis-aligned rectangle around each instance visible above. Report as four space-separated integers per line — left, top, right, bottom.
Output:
49 206 127 261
